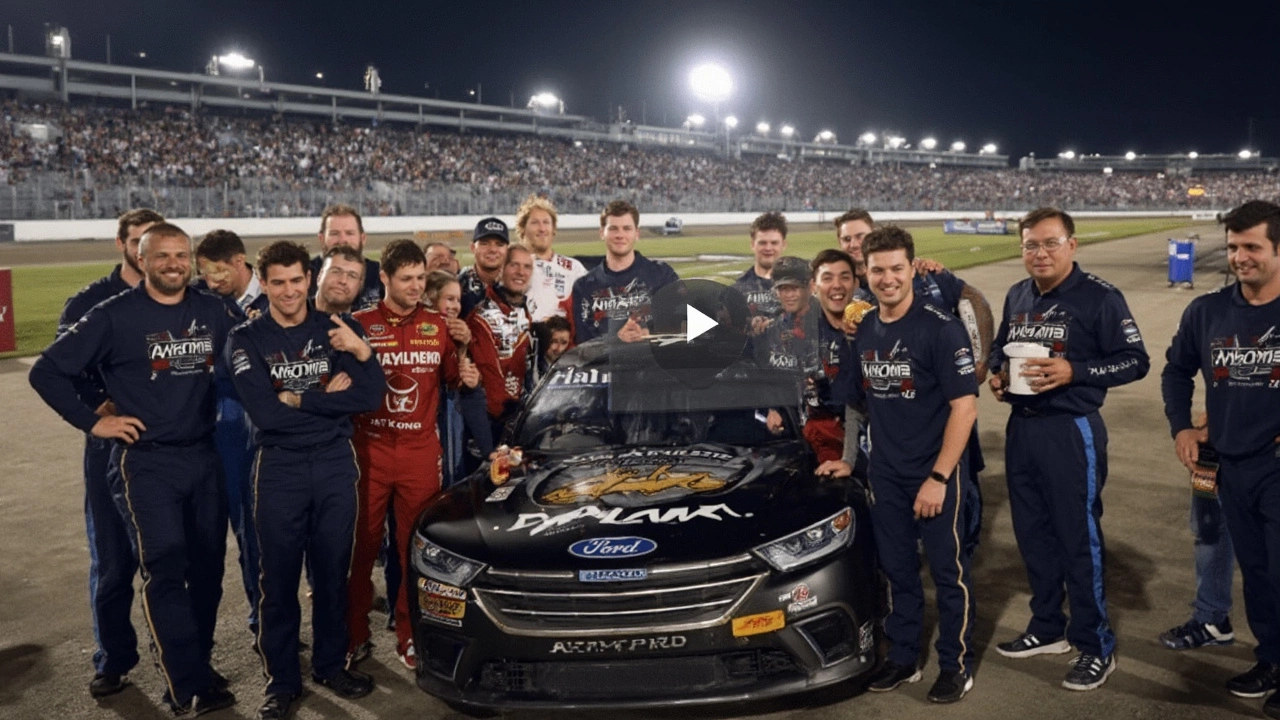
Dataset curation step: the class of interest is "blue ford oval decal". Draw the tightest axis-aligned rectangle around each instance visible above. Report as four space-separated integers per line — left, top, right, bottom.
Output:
568 536 657 559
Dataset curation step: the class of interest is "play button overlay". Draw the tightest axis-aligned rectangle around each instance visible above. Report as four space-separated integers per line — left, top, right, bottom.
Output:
686 304 718 342
643 279 750 386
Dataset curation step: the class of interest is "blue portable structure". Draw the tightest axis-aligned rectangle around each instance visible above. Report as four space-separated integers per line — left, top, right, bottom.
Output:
1168 238 1195 288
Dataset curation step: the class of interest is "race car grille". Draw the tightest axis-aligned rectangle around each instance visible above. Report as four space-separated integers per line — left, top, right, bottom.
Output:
474 555 766 636
476 649 802 699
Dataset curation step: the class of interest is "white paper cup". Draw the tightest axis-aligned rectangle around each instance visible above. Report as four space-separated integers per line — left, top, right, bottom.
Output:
1004 342 1050 395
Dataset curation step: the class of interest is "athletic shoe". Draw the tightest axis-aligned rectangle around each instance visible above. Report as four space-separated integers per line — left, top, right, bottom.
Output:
89 672 128 698
1226 661 1280 698
927 670 974 703
398 640 417 671
345 639 373 669
163 684 237 716
256 692 298 720
1062 653 1115 691
995 632 1071 659
313 667 374 700
867 661 922 692
1158 617 1234 650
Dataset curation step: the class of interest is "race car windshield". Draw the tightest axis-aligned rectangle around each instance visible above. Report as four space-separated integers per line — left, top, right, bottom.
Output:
516 363 802 450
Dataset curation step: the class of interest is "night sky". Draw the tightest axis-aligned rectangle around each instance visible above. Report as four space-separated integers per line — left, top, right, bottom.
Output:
8 1 1280 160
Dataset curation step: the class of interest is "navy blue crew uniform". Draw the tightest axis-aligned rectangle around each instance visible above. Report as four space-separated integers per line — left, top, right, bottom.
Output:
458 265 492 318
30 284 239 708
571 251 679 344
308 255 382 312
732 266 781 327
1162 283 1280 666
55 264 139 682
851 298 979 678
990 263 1149 660
225 305 384 699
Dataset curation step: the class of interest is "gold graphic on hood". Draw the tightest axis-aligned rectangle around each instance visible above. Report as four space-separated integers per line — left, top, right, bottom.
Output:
541 464 727 505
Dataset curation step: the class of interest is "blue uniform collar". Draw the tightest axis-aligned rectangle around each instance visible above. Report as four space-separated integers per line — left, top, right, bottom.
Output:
1032 262 1084 298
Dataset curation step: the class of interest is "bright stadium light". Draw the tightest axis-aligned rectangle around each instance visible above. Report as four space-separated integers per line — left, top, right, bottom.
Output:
886 135 906 149
1059 150 1076 160
859 132 877 145
528 92 564 114
689 63 733 103
1188 151 1199 159
315 72 324 80
950 140 966 152
724 115 739 129
756 121 771 135
981 143 998 154
217 52 255 70
684 113 706 129
1124 151 1137 160
1104 167 1114 175
1239 149 1254 159
780 124 795 138
816 129 837 143
920 137 938 150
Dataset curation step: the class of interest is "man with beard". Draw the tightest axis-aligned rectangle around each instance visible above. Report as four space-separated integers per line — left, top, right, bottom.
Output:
460 217 511 316
347 240 479 671
1162 200 1280 717
468 244 536 439
572 200 678 344
733 211 788 336
226 241 385 719
53 208 162 698
518 194 586 323
31 223 239 715
309 204 382 311
314 246 366 315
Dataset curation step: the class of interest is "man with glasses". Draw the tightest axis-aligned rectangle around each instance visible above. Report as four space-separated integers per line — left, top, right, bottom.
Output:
988 207 1149 691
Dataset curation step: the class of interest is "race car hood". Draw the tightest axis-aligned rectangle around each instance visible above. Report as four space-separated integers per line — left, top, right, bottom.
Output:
417 442 853 570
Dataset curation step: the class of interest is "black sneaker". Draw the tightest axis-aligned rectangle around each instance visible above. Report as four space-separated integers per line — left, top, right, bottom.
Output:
1158 617 1234 650
1062 653 1115 691
927 670 974 703
89 672 128 698
163 684 236 716
996 632 1071 659
867 661 923 692
345 639 373 669
1226 661 1280 698
1264 688 1280 719
312 667 374 699
256 692 298 720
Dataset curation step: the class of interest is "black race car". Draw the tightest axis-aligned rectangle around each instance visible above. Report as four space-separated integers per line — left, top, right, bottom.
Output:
407 336 882 709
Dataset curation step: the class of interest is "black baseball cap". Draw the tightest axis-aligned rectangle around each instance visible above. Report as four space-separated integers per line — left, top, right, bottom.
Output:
771 256 811 288
472 217 510 244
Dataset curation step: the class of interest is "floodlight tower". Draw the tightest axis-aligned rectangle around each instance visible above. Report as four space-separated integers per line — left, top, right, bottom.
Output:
689 63 733 154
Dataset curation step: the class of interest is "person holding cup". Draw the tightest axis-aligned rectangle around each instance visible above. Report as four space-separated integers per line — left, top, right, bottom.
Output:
988 207 1150 691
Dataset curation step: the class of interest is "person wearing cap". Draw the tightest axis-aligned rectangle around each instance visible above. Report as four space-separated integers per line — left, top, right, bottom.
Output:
460 217 510 317
516 194 586 323
733 211 788 336
571 200 679 344
988 207 1149 691
309 204 383 312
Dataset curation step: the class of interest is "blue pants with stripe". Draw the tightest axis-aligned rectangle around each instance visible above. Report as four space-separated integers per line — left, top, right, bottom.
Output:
871 467 976 675
1006 411 1114 657
109 441 226 705
1217 449 1280 664
214 395 260 632
84 434 139 675
254 442 359 696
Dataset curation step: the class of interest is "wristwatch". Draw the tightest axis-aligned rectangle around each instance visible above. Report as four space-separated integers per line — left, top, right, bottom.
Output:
929 470 951 484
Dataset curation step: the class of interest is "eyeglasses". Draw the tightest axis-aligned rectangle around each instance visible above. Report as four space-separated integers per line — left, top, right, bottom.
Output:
1021 238 1070 254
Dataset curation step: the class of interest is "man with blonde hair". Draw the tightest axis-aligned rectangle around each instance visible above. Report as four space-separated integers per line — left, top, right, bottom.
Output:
517 194 586 322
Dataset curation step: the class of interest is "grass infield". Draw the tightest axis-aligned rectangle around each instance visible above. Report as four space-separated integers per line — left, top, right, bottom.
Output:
2 217 1193 359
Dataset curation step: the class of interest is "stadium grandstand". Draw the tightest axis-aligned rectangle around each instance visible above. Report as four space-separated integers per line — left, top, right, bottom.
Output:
2 49 1278 220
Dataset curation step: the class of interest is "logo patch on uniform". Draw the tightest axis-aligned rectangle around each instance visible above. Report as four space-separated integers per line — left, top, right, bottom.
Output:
1121 319 1142 344
418 322 439 337
369 324 387 335
231 348 251 375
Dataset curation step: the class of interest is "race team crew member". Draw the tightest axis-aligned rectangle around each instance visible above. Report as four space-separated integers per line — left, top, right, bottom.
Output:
53 208 162 698
517 193 586 322
314 245 366 315
225 241 385 719
194 228 269 644
468 244 536 437
1162 200 1280 714
308 203 382 311
847 227 979 704
989 207 1150 691
459 216 510 316
572 199 679 344
31 223 239 715
347 241 479 670
733 211 788 335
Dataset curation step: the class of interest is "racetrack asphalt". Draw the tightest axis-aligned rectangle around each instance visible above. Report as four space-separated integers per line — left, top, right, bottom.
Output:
0 223 1262 719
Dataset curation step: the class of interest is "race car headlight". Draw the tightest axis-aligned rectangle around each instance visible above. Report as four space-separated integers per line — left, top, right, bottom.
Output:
753 507 854 572
411 532 486 587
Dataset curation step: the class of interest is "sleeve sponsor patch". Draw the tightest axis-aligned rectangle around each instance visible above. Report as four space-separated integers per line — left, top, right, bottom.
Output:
231 348 252 375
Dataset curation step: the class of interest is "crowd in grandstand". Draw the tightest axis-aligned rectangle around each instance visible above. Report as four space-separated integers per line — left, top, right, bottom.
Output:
4 99 1280 219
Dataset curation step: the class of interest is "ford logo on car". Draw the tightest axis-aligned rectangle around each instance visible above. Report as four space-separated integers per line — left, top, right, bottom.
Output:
568 536 657 559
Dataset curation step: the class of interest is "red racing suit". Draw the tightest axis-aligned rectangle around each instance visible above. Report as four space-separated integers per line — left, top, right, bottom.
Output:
466 285 534 421
348 301 460 653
